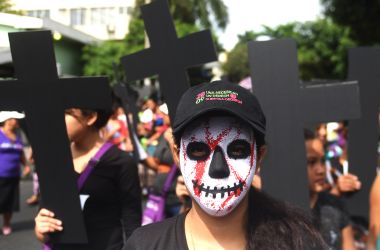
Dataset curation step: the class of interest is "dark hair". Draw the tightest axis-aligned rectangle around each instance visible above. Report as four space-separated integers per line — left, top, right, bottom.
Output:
304 128 317 141
81 109 112 129
111 91 123 114
246 188 327 249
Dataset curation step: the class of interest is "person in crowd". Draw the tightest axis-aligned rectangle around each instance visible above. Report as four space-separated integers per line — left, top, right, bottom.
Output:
103 99 132 152
368 174 380 250
26 171 39 206
34 107 141 249
315 123 362 197
138 108 156 154
0 111 26 236
125 80 326 250
304 129 355 250
25 153 40 206
149 104 181 218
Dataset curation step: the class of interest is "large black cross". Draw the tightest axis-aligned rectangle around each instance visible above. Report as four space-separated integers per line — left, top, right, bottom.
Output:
121 0 217 121
0 31 111 244
346 48 380 218
248 39 360 208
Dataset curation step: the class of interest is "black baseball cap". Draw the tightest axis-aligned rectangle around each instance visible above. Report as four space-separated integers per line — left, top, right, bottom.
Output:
172 80 266 144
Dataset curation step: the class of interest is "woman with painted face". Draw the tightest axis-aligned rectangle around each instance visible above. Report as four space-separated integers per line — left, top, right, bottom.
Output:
125 81 326 250
34 108 142 250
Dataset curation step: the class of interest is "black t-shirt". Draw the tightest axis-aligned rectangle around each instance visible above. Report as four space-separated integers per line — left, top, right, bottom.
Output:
46 145 142 250
124 213 188 250
125 189 327 250
312 192 350 250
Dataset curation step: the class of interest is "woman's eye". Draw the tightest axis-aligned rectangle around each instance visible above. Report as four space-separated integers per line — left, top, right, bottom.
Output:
227 140 250 159
186 142 210 161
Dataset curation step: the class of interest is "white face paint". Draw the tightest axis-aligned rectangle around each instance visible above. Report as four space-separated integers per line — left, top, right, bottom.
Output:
179 116 257 217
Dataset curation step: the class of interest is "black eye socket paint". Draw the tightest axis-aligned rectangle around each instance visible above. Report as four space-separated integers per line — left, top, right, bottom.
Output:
227 139 250 159
187 141 210 161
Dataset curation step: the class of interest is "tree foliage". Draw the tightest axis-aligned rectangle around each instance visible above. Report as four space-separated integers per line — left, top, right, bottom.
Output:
134 0 228 31
82 19 145 83
321 0 380 45
223 19 356 82
222 31 261 83
82 0 226 84
82 19 208 83
0 0 23 14
0 0 12 12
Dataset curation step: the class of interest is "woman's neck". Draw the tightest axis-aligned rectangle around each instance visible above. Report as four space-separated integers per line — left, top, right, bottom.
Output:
72 128 104 156
309 191 318 208
1 125 16 140
185 197 248 250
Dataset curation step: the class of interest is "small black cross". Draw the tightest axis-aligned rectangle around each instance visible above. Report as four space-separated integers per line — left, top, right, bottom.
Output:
248 39 360 208
113 83 140 162
121 0 217 121
0 31 111 244
346 48 380 218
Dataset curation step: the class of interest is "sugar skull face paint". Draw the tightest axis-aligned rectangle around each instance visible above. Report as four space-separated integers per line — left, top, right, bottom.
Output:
179 116 257 217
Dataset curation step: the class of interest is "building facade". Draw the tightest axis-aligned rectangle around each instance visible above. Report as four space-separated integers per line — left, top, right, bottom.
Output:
10 0 135 40
0 13 100 77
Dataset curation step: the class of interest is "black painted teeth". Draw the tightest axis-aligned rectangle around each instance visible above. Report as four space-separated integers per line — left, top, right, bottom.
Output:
192 179 245 199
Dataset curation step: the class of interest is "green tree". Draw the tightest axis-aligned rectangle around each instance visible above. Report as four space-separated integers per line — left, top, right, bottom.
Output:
82 19 145 83
0 0 23 14
262 20 356 80
223 20 356 82
222 31 261 83
134 0 229 31
82 19 208 83
83 0 227 83
321 0 380 45
0 0 12 12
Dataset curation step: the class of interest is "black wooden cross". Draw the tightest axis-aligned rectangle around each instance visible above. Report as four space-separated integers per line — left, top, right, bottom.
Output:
121 0 217 121
248 39 360 208
0 31 111 244
346 48 380 218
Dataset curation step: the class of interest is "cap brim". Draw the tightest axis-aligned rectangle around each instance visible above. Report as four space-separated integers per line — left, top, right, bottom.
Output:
173 107 265 139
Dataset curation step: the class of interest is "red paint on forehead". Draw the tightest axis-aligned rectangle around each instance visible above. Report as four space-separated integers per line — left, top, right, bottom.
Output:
205 122 232 151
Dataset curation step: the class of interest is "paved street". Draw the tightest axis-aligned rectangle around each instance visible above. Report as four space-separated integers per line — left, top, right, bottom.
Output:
0 179 42 250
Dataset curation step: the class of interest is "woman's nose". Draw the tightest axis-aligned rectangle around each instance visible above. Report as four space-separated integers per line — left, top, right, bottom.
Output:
208 146 230 178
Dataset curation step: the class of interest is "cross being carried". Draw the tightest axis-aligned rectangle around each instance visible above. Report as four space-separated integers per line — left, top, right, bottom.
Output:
248 39 361 208
0 31 111 244
121 0 217 121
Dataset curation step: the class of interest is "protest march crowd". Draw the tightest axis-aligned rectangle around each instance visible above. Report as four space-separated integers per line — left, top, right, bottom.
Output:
0 78 379 250
0 2 379 249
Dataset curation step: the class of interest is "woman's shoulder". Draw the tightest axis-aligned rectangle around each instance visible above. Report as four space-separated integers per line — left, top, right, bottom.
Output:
99 145 136 167
125 214 186 250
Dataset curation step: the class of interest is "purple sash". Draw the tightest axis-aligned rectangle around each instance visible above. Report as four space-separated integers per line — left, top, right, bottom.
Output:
43 142 113 250
77 142 113 190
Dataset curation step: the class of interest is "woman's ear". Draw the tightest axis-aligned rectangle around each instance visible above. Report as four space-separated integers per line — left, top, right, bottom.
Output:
164 128 180 167
86 112 98 127
255 145 267 174
171 143 180 167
